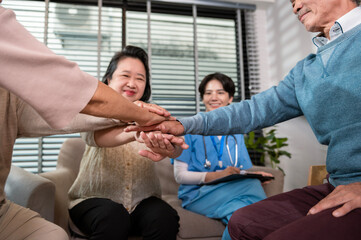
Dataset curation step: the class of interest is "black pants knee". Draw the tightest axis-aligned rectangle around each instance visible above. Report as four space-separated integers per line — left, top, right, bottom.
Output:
69 198 131 240
131 196 179 240
69 197 179 240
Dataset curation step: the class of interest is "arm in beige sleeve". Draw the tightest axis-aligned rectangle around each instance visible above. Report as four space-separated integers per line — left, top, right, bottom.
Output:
0 7 166 129
80 127 136 148
17 99 124 138
92 126 137 147
0 7 99 129
81 81 167 127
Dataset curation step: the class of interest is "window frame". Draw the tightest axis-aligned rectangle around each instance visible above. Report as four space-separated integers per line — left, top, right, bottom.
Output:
6 0 261 172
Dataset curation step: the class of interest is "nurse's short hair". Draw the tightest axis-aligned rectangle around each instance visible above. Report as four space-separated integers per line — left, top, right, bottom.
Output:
198 72 235 100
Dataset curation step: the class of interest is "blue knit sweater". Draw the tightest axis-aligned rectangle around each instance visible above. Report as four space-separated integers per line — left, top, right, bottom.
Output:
180 23 361 187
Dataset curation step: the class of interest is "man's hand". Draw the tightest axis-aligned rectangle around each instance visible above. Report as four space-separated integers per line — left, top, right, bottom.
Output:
134 101 175 120
137 131 188 161
125 120 185 136
308 182 361 217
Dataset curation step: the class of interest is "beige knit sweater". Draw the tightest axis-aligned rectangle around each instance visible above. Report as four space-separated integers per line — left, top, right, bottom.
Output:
68 132 161 213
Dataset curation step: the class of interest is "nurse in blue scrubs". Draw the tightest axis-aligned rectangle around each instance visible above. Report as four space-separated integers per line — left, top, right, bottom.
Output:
172 72 272 240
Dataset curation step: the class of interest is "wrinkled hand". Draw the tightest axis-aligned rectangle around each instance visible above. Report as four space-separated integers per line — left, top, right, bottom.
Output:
249 171 274 185
137 131 188 161
125 120 185 136
308 182 361 217
134 101 175 120
137 131 188 149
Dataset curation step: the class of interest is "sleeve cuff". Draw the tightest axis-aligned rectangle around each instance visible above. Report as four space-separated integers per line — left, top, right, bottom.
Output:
178 113 204 135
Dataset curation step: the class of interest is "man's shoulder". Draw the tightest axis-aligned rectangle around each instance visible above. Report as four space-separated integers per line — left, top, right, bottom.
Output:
288 53 317 74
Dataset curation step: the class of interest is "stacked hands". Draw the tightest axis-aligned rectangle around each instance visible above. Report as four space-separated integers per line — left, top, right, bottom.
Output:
131 101 188 161
136 131 187 161
131 101 186 135
130 102 273 184
134 102 361 218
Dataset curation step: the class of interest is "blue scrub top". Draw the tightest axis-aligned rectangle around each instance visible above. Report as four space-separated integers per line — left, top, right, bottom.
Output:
172 134 253 206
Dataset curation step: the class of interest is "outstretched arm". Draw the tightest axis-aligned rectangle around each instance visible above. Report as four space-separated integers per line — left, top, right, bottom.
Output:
134 101 175 120
0 7 169 129
125 120 185 136
93 126 137 147
17 98 124 138
90 100 177 148
0 7 168 129
81 82 171 127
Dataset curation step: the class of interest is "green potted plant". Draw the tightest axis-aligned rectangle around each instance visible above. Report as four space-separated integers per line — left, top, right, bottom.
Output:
244 128 291 174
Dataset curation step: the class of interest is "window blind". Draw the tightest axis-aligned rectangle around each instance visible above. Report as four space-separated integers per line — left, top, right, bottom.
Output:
4 0 260 172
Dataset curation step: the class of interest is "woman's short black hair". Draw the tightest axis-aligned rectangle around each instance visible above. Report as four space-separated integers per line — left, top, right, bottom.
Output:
198 72 235 100
102 45 151 102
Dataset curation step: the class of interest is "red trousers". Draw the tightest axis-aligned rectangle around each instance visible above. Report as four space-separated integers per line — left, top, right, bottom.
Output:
228 183 361 240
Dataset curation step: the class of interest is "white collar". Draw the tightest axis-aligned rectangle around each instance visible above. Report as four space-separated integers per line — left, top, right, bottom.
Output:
313 6 361 47
336 6 361 34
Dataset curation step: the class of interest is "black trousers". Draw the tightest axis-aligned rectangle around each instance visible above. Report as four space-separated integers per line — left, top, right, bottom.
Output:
69 196 179 240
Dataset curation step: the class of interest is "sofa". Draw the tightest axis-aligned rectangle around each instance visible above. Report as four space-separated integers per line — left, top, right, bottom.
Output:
6 138 284 240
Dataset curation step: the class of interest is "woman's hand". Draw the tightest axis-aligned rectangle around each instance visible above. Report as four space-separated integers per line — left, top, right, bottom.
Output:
136 131 188 161
249 171 274 185
204 166 240 183
94 126 135 147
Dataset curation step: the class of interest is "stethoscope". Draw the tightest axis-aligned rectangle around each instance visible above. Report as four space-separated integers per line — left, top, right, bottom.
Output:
202 135 239 169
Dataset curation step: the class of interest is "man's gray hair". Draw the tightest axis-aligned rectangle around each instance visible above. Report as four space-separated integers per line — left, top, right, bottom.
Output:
352 0 361 6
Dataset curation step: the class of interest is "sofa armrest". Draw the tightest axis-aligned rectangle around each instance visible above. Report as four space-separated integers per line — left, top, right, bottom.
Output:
249 166 284 197
41 169 75 232
40 138 86 232
5 165 55 222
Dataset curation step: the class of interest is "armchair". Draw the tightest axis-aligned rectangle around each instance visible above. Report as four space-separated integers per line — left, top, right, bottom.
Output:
5 164 55 222
6 138 285 240
307 165 328 186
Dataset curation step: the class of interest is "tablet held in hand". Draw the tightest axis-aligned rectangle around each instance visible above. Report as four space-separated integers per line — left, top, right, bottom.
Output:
201 172 274 185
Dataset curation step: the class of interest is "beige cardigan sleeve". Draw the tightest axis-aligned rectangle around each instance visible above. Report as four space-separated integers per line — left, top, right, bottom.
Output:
80 132 98 147
17 98 125 138
0 6 98 129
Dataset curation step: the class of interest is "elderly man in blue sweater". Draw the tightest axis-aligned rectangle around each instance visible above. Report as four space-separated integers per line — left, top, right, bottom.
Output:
126 0 361 239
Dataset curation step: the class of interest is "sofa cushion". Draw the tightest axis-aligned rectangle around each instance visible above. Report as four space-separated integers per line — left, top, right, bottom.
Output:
154 158 179 195
163 195 225 239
